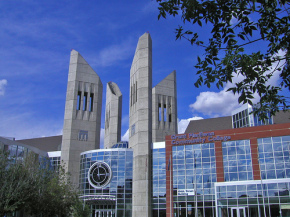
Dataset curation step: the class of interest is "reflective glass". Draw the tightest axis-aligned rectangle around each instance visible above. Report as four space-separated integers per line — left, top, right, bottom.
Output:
223 140 253 181
79 149 133 215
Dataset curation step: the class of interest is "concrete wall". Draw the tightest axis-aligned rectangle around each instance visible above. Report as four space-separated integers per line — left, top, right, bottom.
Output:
129 33 152 217
152 70 178 142
104 82 122 149
185 116 232 134
273 110 290 124
61 50 103 186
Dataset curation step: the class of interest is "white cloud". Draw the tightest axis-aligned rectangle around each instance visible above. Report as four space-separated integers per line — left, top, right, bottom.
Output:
178 117 203 134
190 90 239 117
190 50 285 117
0 79 7 96
121 129 129 141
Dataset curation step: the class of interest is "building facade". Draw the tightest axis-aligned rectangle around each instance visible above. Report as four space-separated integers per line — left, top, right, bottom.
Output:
163 123 290 217
1 32 290 217
79 147 133 217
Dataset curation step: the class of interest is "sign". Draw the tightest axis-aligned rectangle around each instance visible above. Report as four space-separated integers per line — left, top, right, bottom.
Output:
281 204 290 209
177 189 195 196
171 132 231 145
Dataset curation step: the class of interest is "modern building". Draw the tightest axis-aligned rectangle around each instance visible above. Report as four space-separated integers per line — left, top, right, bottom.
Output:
1 32 290 217
163 122 290 217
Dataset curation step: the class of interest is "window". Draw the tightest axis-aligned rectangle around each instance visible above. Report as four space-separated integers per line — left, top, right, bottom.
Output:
164 104 167 122
158 103 161 121
89 93 94 111
77 91 81 110
131 124 135 136
222 140 253 181
83 92 88 111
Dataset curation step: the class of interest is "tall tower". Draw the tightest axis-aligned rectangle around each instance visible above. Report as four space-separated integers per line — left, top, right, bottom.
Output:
104 81 122 149
61 50 103 186
152 71 178 142
129 33 152 217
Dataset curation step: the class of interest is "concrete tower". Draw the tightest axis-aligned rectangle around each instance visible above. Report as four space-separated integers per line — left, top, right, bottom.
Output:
104 81 122 149
61 50 103 186
129 33 152 217
152 71 178 142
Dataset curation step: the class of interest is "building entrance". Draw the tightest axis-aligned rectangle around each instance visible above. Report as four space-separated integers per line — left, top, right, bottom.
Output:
80 195 116 217
231 207 246 217
92 204 116 217
94 207 115 217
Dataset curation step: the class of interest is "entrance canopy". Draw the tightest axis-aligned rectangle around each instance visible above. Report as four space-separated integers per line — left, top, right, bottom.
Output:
80 195 116 205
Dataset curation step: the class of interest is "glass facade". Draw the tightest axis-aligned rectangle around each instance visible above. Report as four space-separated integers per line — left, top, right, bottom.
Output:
172 143 216 217
49 156 61 171
0 138 47 163
232 104 273 129
258 136 290 180
111 141 128 149
222 140 253 182
0 142 29 160
232 108 252 128
79 148 133 217
216 179 290 217
152 134 290 217
152 145 166 217
215 136 290 217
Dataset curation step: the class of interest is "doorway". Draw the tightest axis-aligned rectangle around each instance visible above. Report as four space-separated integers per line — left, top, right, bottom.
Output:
95 209 115 217
231 207 246 217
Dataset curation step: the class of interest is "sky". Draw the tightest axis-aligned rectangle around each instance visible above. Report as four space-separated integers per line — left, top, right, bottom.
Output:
0 0 288 147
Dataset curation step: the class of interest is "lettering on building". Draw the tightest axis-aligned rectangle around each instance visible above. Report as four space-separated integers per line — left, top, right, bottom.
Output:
171 132 231 145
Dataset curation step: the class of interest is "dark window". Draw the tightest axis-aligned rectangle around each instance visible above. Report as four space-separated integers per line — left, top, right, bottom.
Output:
89 93 94 111
164 104 167 122
83 92 88 111
77 91 81 110
158 103 161 121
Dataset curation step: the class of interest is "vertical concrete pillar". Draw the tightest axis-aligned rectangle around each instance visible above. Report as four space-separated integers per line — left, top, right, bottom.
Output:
61 50 103 187
104 82 122 149
129 32 152 217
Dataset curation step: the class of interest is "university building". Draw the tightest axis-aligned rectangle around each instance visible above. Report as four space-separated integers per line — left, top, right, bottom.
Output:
1 32 290 217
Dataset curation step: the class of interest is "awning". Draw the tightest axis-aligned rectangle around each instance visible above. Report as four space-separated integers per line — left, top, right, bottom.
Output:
80 195 116 205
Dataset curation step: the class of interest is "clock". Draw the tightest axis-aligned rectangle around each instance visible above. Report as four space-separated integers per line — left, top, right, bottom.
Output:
88 161 112 188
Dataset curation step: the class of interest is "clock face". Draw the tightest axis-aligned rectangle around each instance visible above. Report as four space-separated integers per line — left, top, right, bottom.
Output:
88 161 112 189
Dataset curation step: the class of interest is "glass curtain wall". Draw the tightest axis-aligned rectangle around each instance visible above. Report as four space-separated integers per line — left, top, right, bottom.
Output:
172 143 216 217
222 140 253 182
152 147 166 217
216 136 290 217
216 179 290 217
79 148 133 217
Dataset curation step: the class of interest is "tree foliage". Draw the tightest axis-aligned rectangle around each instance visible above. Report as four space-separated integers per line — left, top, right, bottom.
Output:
72 199 91 217
0 151 38 216
157 0 290 119
0 151 83 217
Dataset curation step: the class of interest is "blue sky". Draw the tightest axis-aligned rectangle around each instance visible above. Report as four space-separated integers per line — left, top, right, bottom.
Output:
0 0 288 146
